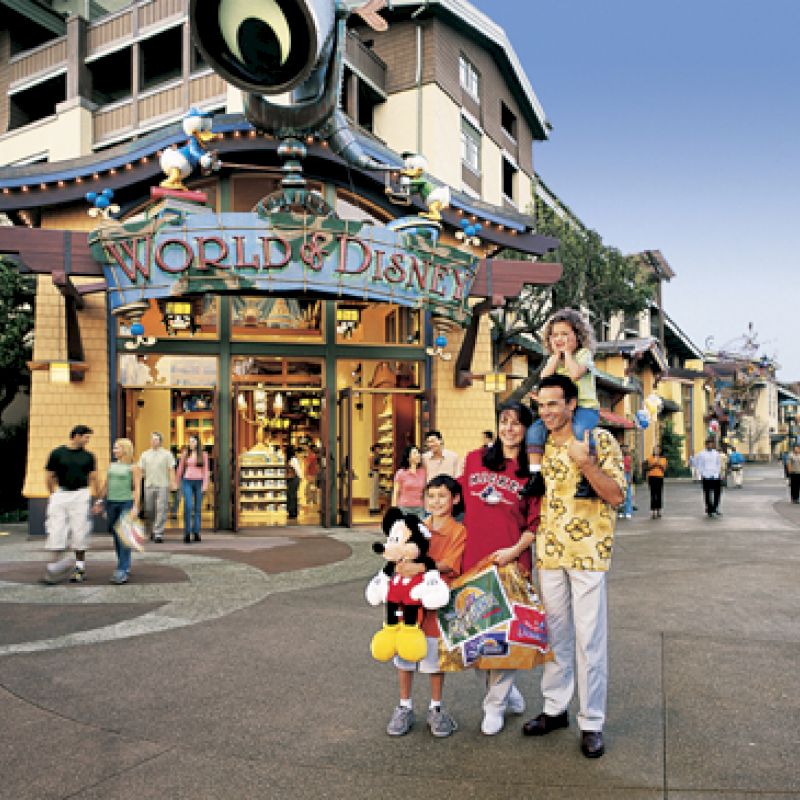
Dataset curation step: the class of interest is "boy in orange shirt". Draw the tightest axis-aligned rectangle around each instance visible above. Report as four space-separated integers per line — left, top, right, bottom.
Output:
386 475 467 737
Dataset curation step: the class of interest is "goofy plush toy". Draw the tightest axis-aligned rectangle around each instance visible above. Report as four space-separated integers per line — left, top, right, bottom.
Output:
365 507 449 662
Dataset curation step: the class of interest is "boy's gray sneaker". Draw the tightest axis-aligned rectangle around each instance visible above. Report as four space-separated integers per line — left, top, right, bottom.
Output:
427 707 458 738
386 706 415 736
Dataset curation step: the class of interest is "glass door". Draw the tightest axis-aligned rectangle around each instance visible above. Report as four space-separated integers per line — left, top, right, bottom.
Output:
337 388 353 526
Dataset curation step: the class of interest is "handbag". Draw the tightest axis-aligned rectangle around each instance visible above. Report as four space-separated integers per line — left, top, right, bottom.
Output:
116 512 146 552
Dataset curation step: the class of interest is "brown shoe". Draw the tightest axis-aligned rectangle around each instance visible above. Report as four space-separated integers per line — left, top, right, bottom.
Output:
522 710 569 736
581 730 605 758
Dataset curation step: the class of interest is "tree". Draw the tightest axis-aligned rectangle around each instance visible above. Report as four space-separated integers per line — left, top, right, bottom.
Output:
494 201 657 400
0 258 35 422
660 420 688 477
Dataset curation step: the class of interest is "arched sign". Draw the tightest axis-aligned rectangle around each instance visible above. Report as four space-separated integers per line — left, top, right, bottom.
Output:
91 203 478 323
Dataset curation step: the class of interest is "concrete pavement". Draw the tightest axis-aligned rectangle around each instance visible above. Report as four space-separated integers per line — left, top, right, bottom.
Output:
0 464 798 799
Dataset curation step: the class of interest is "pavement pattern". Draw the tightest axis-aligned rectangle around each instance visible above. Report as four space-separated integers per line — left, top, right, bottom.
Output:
0 464 798 799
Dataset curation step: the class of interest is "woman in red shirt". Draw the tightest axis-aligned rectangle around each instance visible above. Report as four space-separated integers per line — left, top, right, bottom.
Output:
459 400 540 735
392 445 427 517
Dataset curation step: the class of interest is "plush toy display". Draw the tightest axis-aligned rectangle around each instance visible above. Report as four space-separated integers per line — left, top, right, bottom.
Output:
365 507 450 662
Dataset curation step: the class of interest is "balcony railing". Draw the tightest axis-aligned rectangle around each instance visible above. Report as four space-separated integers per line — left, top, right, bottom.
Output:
8 38 67 90
345 32 387 95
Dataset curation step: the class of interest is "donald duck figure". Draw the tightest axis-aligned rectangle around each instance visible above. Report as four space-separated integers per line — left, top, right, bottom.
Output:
395 152 451 222
159 107 222 191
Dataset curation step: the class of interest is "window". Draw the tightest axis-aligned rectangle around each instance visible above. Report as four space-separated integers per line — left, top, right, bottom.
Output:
500 101 517 140
461 116 481 174
89 48 132 106
502 156 517 202
459 55 480 101
140 26 183 92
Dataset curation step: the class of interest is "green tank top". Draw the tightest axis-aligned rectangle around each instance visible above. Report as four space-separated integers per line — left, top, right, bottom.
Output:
107 462 134 502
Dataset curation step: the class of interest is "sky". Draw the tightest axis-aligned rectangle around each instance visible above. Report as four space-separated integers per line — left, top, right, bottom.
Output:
471 0 800 380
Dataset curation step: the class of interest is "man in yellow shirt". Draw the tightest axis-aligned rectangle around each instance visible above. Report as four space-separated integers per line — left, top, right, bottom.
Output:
521 375 625 759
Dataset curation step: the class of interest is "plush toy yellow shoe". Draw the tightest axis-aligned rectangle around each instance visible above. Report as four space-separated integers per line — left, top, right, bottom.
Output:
370 623 399 662
396 623 427 662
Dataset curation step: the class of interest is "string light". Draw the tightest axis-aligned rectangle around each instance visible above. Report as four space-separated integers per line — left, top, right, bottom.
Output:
92 173 99 181
141 157 149 164
249 129 257 138
75 176 83 183
58 180 65 187
40 183 47 190
21 185 29 192
2 188 9 195
125 163 133 171
109 168 117 176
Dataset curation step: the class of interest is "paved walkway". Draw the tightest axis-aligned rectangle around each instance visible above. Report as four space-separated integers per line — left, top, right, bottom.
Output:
0 465 798 799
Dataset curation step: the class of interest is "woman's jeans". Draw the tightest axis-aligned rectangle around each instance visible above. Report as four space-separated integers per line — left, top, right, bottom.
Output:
106 499 133 575
527 406 599 453
182 479 203 535
623 475 633 516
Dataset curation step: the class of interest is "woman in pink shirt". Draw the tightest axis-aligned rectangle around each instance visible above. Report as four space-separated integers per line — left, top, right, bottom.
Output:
177 435 209 543
391 445 426 517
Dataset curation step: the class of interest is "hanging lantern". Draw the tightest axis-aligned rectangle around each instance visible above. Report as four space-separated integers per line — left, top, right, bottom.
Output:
49 361 71 385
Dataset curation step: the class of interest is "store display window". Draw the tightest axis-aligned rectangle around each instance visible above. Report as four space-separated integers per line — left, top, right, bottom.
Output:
117 296 219 340
335 302 421 345
230 297 323 340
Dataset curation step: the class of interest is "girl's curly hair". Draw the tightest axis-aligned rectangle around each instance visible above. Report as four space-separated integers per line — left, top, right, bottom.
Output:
542 308 596 355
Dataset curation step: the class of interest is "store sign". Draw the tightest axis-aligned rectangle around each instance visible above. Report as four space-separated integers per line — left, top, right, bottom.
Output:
91 209 478 322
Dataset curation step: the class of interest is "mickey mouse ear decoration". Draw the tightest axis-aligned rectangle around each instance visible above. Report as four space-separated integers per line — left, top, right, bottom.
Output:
86 187 120 219
455 218 482 247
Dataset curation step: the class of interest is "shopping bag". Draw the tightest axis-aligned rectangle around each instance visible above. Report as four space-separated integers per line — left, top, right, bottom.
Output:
116 512 146 552
436 561 551 672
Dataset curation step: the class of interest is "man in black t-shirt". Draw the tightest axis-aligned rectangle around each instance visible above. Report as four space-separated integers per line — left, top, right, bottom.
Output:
44 425 101 584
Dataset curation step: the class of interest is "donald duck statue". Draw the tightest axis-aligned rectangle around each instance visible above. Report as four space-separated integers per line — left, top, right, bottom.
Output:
391 152 451 222
159 107 222 191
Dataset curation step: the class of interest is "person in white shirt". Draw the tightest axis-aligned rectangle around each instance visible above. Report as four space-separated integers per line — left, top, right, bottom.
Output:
695 439 722 518
422 430 462 480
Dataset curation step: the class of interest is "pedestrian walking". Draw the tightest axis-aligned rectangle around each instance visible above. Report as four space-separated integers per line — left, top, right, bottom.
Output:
521 375 625 759
43 425 102 584
392 445 426 517
458 400 539 735
695 439 723 517
728 446 745 488
176 435 209 542
368 444 381 515
384 476 467 738
98 438 141 584
644 446 667 518
138 432 176 543
619 445 633 518
285 445 302 520
422 430 461 479
788 444 800 504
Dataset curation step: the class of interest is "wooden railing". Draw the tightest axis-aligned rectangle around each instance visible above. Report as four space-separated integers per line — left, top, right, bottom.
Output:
9 38 67 87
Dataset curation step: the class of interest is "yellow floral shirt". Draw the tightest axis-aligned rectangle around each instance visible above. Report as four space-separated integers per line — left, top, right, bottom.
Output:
535 428 625 572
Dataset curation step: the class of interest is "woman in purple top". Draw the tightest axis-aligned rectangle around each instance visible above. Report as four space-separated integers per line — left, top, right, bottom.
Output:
391 445 426 517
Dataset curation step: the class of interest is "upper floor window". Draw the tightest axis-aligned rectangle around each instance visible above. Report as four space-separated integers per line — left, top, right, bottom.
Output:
502 155 517 202
459 55 480 102
500 101 517 140
461 116 481 174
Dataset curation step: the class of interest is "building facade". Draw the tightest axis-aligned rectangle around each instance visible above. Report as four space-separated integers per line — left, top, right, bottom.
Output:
1 0 560 531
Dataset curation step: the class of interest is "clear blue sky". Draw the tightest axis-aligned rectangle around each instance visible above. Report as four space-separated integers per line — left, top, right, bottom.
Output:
471 0 800 380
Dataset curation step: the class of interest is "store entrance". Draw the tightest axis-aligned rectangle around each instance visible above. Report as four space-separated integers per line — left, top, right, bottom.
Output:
337 387 424 526
231 357 325 529
119 385 218 531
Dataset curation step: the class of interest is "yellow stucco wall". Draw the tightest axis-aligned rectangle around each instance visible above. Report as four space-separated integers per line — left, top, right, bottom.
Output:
374 84 464 190
23 275 111 498
432 314 497 459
